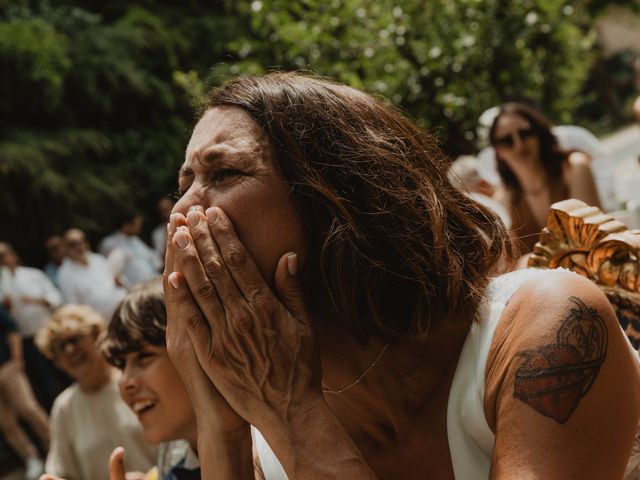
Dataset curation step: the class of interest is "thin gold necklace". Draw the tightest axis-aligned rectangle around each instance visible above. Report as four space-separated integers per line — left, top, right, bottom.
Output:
322 344 389 394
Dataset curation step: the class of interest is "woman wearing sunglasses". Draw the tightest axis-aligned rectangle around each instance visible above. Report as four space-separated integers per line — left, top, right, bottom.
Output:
490 102 602 255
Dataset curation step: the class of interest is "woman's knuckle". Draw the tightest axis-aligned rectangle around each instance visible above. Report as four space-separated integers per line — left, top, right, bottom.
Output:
185 313 202 329
232 309 254 331
204 258 225 279
196 281 216 300
249 290 270 310
226 248 246 268
182 251 200 267
209 219 228 237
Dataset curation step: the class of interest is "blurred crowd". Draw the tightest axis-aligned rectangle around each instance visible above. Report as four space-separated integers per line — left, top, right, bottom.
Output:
0 198 173 480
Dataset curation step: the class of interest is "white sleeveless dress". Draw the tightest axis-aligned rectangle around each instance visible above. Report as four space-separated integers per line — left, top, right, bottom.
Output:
252 269 640 479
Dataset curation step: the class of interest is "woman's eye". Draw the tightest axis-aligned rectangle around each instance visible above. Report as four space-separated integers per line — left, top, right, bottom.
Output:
212 168 242 183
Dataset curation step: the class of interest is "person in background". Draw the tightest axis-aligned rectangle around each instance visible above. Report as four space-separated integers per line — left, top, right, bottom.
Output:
43 235 65 288
489 102 602 255
57 228 126 322
0 242 65 409
99 210 161 289
448 155 511 230
0 304 49 480
101 278 205 480
151 198 174 263
36 304 156 480
476 104 615 212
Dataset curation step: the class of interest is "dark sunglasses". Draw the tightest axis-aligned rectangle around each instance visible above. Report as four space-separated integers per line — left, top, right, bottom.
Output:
493 126 536 149
53 334 84 357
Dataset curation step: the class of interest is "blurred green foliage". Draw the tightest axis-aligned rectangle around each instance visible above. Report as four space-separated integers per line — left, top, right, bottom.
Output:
0 0 638 265
216 0 599 150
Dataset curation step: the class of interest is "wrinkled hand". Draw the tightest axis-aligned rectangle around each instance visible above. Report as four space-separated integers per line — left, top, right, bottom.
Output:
165 207 321 432
163 213 247 434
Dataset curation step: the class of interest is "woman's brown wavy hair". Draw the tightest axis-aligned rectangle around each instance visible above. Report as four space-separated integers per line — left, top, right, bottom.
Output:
205 72 512 343
490 102 567 200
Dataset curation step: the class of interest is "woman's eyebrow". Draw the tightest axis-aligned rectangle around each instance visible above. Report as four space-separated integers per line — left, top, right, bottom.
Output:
178 165 194 180
189 145 228 167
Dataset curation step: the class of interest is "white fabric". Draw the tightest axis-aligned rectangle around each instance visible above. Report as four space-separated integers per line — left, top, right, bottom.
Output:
151 223 167 259
57 253 126 322
99 232 160 289
0 266 10 298
252 427 288 479
447 268 547 479
477 125 616 212
182 445 200 470
0 266 62 336
45 374 156 480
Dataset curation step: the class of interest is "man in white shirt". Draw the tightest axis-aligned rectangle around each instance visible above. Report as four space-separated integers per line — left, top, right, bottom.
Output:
98 211 161 289
0 243 62 336
0 242 65 409
57 229 126 322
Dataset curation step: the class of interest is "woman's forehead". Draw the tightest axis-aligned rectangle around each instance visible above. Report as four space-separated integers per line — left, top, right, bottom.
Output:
495 113 531 132
182 107 273 177
187 107 266 154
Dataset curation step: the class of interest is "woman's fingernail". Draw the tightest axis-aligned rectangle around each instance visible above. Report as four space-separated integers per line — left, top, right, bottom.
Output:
168 272 181 289
175 231 189 249
287 253 298 276
206 207 219 224
187 210 200 228
170 213 178 233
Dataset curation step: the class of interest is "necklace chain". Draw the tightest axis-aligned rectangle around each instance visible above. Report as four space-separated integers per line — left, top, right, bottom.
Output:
322 344 389 394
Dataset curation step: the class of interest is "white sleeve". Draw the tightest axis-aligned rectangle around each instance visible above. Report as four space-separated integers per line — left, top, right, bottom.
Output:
38 271 62 308
57 271 80 305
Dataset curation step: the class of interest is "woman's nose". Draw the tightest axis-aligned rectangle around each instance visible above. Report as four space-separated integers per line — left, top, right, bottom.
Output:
173 186 208 216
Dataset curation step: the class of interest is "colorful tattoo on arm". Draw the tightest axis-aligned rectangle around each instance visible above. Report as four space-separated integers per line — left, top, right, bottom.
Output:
513 296 608 423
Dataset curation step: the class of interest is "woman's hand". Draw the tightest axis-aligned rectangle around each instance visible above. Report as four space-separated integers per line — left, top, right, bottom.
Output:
165 207 323 433
165 212 256 479
165 207 377 479
163 212 248 434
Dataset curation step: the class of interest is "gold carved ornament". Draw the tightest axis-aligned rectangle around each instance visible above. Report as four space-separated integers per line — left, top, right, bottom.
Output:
528 199 640 351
